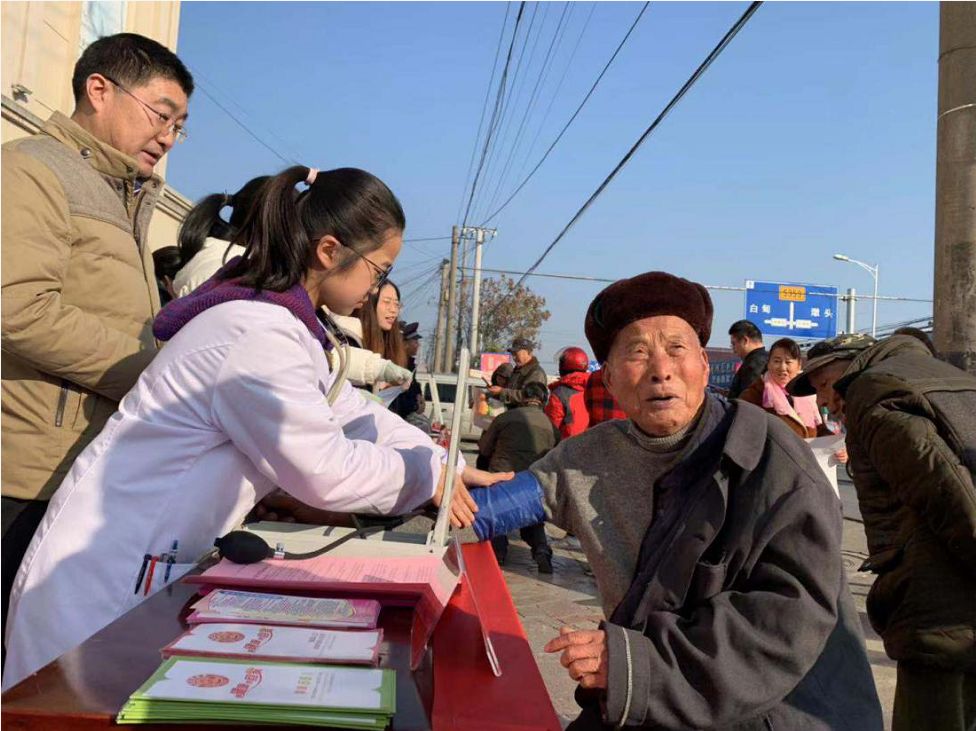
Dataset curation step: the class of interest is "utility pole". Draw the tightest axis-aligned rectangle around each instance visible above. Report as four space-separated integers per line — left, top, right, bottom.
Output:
934 2 976 373
468 227 496 360
433 259 450 372
456 238 470 366
444 226 460 373
844 288 856 335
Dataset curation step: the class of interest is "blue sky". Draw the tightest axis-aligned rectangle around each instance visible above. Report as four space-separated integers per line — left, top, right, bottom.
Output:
168 1 939 371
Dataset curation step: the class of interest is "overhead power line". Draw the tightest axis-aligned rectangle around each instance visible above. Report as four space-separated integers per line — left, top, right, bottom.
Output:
455 3 513 226
471 1 545 218
509 1 763 293
194 83 298 167
480 1 650 225
517 2 596 178
478 2 574 220
463 266 934 302
458 1 528 231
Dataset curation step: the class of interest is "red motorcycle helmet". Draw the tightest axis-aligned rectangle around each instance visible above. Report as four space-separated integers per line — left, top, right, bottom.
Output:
558 347 589 374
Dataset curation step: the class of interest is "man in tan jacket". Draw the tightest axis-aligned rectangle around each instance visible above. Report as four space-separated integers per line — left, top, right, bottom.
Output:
1 33 193 634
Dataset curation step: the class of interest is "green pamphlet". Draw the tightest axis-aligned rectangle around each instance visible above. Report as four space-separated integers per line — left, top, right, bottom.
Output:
117 656 395 728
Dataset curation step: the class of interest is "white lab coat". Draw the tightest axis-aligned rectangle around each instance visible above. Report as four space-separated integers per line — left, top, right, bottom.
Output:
3 300 450 690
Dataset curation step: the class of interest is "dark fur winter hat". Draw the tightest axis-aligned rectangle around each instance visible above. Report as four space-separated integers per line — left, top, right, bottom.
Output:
584 271 713 363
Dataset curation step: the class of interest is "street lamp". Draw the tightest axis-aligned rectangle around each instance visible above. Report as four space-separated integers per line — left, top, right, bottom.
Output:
833 254 879 337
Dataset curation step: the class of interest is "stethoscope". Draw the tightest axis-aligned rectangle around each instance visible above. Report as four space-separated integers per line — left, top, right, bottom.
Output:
319 312 352 407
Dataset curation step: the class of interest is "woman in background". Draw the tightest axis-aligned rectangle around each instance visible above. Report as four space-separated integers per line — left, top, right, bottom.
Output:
325 279 410 391
357 281 407 370
739 337 830 439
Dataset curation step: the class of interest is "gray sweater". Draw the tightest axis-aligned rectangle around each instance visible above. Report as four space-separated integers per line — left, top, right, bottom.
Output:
530 417 698 616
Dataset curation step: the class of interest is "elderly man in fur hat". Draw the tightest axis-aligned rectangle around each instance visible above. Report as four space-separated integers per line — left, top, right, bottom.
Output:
466 271 883 730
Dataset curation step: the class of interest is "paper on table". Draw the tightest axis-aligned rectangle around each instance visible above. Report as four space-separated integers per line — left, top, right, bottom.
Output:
138 658 389 710
805 434 846 497
189 554 459 607
187 590 379 629
162 623 382 665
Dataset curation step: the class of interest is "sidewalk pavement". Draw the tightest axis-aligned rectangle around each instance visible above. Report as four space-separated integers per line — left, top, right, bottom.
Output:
496 475 896 729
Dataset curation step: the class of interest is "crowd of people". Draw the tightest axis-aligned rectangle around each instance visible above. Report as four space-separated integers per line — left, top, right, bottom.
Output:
1 31 974 731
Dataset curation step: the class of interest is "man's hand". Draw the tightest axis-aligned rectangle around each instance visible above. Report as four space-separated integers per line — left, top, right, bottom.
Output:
487 385 503 396
462 465 515 487
833 447 849 464
544 627 608 689
433 467 479 528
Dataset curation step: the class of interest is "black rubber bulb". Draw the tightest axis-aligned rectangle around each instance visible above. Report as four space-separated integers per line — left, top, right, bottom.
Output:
214 531 274 564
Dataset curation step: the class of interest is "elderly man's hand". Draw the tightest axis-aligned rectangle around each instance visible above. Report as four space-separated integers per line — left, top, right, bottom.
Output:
833 447 849 464
462 465 515 487
544 627 608 689
487 385 504 396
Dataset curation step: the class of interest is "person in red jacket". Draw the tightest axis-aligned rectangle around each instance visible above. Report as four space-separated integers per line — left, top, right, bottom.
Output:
545 347 591 438
583 364 627 427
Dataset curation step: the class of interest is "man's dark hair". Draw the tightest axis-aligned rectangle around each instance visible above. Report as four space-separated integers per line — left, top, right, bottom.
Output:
728 319 763 342
521 382 549 405
892 327 938 356
72 33 194 103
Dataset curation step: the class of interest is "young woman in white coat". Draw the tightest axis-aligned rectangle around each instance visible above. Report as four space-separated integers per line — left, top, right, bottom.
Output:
171 176 412 389
2 165 503 690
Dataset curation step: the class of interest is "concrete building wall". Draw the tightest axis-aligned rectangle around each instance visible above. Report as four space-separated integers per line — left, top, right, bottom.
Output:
1 1 192 251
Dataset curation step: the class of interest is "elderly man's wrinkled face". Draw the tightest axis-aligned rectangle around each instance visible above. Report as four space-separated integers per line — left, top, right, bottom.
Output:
604 316 709 437
808 360 850 422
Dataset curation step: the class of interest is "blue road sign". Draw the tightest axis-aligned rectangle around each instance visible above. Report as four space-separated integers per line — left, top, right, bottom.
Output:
744 281 839 339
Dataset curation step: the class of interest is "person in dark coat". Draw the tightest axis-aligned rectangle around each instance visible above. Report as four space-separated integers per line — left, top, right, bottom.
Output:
478 381 559 573
726 319 767 399
466 271 883 730
790 333 976 731
475 363 514 472
488 336 547 406
390 321 424 421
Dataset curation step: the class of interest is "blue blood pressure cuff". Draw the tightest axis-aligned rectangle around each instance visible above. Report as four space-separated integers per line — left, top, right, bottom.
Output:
469 471 546 541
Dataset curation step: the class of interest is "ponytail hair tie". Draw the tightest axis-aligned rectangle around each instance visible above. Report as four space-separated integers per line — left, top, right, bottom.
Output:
305 167 318 186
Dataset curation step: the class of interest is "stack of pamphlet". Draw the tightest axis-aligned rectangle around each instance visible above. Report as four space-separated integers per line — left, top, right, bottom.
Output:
119 591 393 727
186 589 381 629
162 623 382 665
117 657 394 728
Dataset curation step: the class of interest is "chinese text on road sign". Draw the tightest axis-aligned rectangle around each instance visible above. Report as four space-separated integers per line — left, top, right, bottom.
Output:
744 281 838 339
